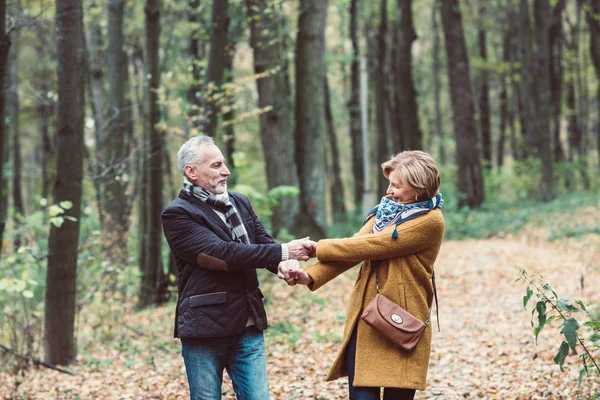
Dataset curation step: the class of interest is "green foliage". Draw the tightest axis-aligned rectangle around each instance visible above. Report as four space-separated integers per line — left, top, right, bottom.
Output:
517 270 600 386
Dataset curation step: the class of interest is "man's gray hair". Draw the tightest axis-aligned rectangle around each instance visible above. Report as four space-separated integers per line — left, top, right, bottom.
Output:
177 135 215 176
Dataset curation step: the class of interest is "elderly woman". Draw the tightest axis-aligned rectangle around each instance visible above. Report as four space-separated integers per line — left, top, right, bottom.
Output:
282 150 445 400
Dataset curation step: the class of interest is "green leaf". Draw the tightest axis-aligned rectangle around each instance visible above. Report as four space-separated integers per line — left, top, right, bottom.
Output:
553 341 570 372
536 301 547 327
583 321 600 330
22 290 34 298
558 299 581 313
523 286 533 309
561 318 579 351
578 366 587 389
48 205 65 217
59 201 73 210
575 300 587 312
542 283 558 300
51 216 64 228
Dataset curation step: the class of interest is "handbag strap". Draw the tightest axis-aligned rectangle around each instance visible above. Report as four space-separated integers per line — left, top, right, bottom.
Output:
374 265 440 332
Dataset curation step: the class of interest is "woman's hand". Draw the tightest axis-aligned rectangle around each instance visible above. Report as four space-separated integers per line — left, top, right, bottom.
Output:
277 260 313 286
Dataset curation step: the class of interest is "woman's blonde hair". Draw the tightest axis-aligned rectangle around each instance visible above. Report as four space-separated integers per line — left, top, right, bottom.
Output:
381 150 440 201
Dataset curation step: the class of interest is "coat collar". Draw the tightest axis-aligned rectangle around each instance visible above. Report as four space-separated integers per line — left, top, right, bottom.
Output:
178 189 236 240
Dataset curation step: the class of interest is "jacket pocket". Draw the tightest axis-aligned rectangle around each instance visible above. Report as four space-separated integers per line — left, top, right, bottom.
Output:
189 291 227 307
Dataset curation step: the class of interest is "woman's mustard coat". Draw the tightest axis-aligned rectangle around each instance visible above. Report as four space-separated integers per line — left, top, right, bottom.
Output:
305 209 445 390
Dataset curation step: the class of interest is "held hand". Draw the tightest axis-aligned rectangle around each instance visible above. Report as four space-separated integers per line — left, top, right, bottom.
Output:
277 259 300 281
287 237 316 261
287 268 313 286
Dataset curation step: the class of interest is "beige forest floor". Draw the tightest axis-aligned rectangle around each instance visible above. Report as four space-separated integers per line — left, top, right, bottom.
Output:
1 229 600 399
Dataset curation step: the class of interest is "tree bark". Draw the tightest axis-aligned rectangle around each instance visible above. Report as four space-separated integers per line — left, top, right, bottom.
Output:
477 5 491 168
395 0 422 151
200 0 229 137
294 0 328 238
246 0 299 235
187 0 204 132
0 0 8 262
497 30 510 169
85 19 106 227
550 0 566 163
432 1 445 165
139 0 163 308
440 0 485 208
348 0 363 212
375 0 390 196
44 0 85 365
105 0 131 265
586 0 600 172
324 75 346 223
533 0 555 201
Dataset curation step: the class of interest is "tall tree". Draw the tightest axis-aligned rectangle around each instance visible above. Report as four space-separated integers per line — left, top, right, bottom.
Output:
586 0 600 171
324 75 346 223
432 1 446 165
246 0 298 235
104 0 131 265
395 0 423 150
533 0 555 200
44 0 85 365
550 0 566 163
348 0 363 212
477 5 491 168
0 0 10 260
138 0 163 307
294 0 328 238
187 0 205 132
440 0 485 208
375 0 391 196
200 0 229 137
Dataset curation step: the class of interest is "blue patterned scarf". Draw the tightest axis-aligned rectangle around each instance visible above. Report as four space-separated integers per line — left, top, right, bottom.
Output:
183 178 250 244
364 193 444 239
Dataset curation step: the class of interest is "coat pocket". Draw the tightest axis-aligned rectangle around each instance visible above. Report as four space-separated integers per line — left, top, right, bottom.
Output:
189 292 227 307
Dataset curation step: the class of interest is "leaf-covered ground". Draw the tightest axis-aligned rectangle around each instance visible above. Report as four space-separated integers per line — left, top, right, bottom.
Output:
1 227 599 399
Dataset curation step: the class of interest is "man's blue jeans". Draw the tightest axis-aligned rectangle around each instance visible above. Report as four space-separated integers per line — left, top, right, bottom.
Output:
181 326 269 400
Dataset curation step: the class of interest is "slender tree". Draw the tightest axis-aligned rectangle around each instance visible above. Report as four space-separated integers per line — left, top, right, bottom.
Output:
0 0 10 260
200 0 229 137
294 0 328 238
324 75 346 223
395 0 423 151
477 5 491 168
550 0 566 163
375 0 390 196
585 0 599 171
104 0 131 265
440 0 485 208
44 0 85 365
138 0 163 307
348 0 363 212
187 0 205 132
246 0 298 235
432 1 446 165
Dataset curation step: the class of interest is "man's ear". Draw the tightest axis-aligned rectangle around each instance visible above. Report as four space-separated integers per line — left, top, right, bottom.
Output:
184 165 196 181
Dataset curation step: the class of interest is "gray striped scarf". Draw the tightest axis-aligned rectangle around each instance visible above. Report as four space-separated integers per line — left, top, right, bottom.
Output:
183 179 250 244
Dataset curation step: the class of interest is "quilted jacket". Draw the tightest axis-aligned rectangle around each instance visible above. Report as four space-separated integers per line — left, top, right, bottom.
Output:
161 190 282 338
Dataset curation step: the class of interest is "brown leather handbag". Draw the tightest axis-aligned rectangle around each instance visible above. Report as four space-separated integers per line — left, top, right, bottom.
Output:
360 266 439 351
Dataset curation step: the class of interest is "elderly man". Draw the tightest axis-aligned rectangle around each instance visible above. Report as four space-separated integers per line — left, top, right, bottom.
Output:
161 136 313 400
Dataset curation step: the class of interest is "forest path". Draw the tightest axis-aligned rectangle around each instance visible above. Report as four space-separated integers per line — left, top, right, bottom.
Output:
1 233 599 399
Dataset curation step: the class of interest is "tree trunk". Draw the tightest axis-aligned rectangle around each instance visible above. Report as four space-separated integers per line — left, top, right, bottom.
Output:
586 0 599 172
246 0 299 235
440 0 485 208
550 0 566 163
518 0 535 156
533 0 555 201
187 0 204 132
105 0 131 265
139 0 163 308
200 0 229 137
8 24 24 248
324 75 346 223
375 0 390 196
294 0 328 239
85 20 106 227
347 0 363 212
0 0 8 261
44 0 85 365
497 30 510 169
477 5 491 168
432 1 445 165
395 0 422 151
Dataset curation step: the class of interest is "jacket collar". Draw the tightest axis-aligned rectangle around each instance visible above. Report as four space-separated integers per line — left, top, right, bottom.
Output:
178 189 236 240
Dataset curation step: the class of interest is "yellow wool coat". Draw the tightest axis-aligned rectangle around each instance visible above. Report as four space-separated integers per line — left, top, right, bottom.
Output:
305 208 445 390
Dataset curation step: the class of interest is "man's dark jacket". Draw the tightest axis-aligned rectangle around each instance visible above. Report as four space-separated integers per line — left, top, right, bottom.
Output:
161 190 282 339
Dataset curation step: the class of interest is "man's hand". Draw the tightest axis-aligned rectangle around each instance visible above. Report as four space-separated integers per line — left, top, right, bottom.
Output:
286 237 317 261
277 260 313 286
